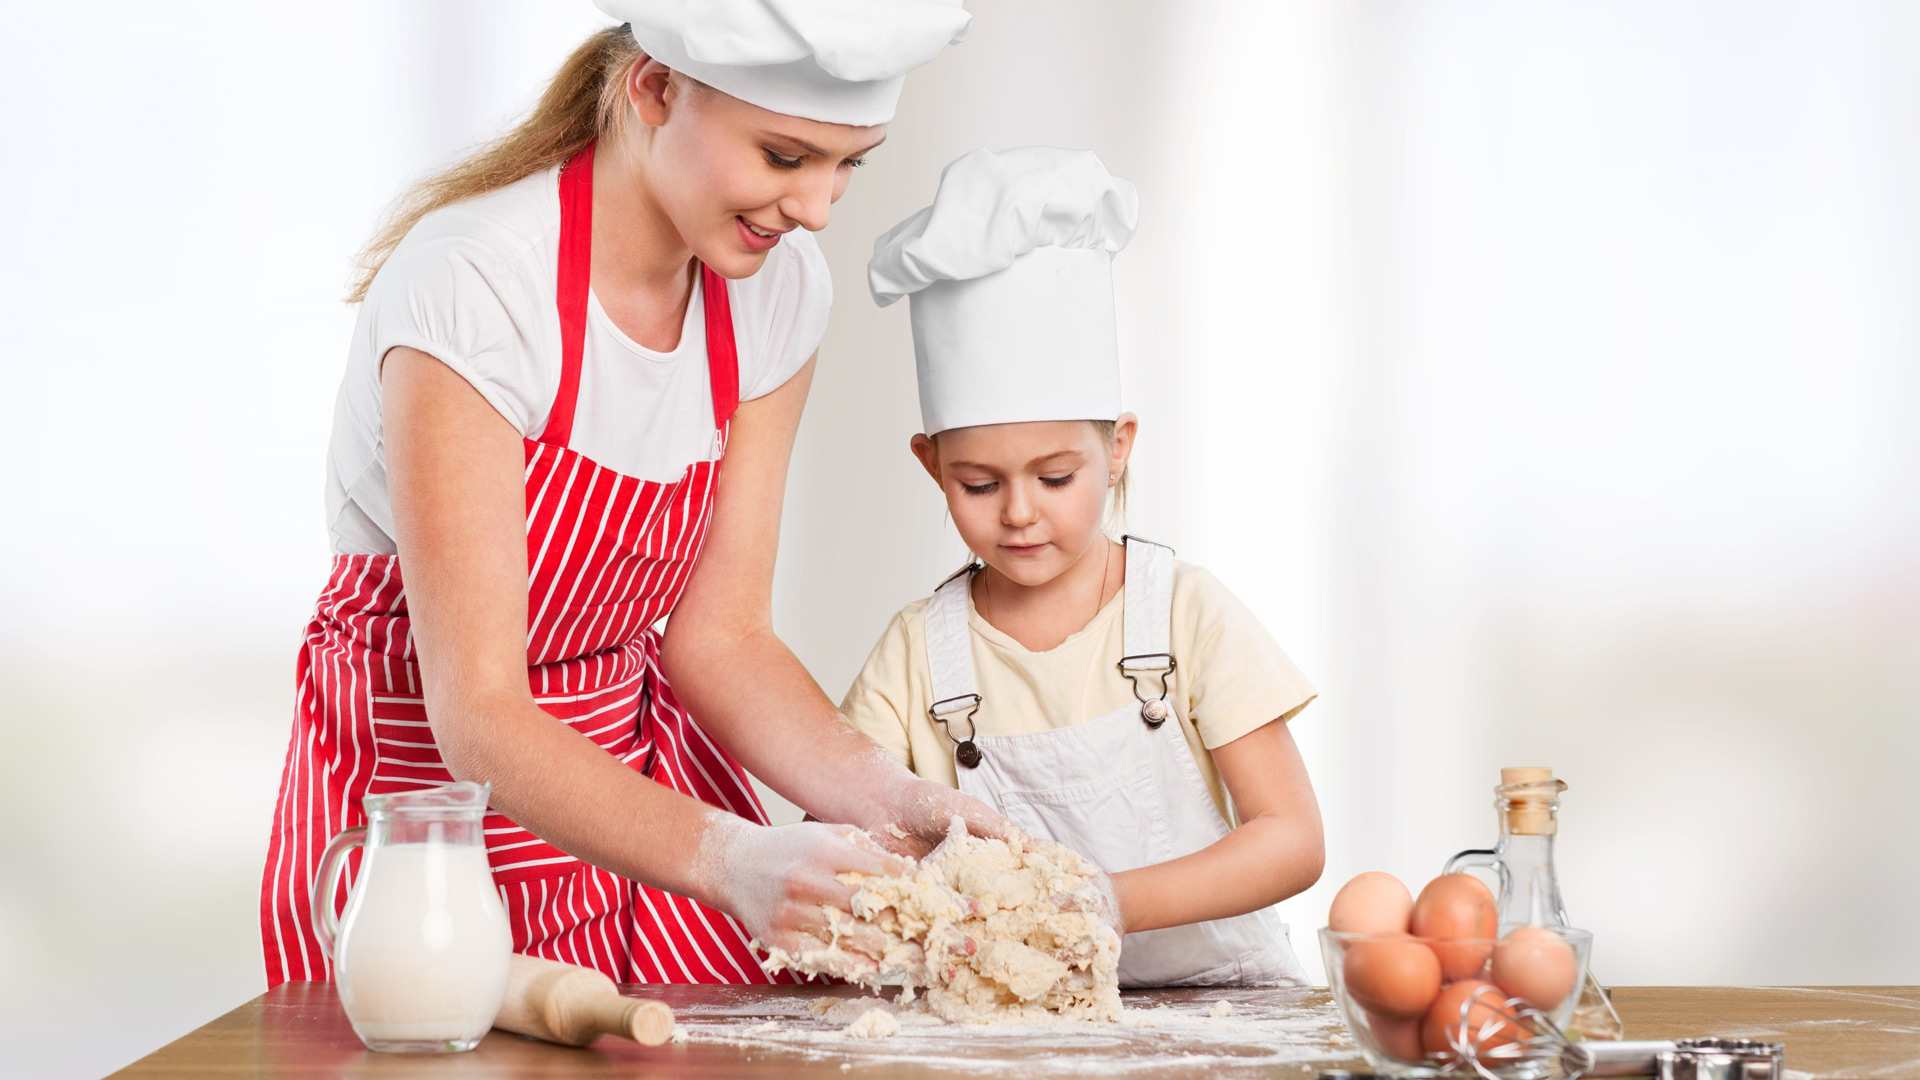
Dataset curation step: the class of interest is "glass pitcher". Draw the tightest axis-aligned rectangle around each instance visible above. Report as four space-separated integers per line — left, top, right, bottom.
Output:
313 781 514 1053
1445 767 1625 1040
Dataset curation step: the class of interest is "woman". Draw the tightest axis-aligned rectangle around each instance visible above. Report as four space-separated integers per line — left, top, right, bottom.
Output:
262 1 1006 989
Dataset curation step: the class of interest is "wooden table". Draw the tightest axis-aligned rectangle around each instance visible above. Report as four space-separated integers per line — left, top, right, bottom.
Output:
111 983 1920 1079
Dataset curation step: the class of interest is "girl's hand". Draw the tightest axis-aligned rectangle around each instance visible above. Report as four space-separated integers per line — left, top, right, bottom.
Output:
857 773 1020 858
701 818 913 955
1080 864 1127 940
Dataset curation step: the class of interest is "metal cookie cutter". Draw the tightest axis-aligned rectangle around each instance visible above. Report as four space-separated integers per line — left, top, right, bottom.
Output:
1657 1039 1786 1080
1117 653 1177 727
929 693 984 769
1572 1037 1786 1079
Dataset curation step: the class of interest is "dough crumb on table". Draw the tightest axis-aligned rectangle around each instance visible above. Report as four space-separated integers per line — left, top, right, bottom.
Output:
1210 1000 1234 1018
759 817 1122 1024
842 1008 901 1039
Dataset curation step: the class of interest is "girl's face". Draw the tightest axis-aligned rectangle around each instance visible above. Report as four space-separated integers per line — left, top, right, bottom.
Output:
629 63 885 279
913 418 1137 588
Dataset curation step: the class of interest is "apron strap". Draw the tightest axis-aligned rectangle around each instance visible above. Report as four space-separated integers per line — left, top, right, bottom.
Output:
1120 535 1175 667
699 264 740 431
543 141 741 449
924 567 980 726
543 142 595 449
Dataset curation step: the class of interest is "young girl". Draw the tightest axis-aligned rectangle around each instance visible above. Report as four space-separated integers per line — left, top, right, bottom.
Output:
841 147 1326 988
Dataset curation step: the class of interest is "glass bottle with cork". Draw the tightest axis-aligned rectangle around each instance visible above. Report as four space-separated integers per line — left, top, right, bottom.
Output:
1445 766 1625 1039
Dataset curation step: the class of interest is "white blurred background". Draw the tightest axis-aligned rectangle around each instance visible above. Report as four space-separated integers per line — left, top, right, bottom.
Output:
3 2 1916 1076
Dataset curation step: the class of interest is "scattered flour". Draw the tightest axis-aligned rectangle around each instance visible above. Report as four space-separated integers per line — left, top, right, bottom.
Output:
843 1008 901 1039
760 817 1121 1024
1209 1001 1234 1018
668 1025 690 1044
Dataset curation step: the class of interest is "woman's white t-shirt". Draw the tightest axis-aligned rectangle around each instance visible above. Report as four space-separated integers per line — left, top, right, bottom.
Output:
325 165 832 555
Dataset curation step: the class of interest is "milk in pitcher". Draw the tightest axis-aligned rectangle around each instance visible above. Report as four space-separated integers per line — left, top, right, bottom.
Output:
311 782 513 1052
335 841 513 1047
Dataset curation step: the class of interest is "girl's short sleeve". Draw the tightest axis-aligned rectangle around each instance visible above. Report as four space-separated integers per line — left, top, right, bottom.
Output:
358 235 555 439
732 228 834 402
839 608 918 769
1173 565 1318 750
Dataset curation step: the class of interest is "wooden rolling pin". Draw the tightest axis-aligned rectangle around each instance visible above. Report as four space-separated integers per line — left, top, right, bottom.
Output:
493 954 675 1047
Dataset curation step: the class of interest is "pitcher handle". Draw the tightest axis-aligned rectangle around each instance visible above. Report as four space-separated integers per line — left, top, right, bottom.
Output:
312 826 368 961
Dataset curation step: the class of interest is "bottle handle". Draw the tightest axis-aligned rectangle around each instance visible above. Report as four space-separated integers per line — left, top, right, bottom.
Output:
311 826 368 961
1444 847 1498 874
1444 847 1508 909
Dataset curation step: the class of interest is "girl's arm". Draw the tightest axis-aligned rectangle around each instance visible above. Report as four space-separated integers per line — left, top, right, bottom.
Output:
385 346 908 949
658 353 1011 855
1108 717 1325 933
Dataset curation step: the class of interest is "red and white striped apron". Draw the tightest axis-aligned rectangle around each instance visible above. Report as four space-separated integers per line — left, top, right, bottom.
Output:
261 143 795 989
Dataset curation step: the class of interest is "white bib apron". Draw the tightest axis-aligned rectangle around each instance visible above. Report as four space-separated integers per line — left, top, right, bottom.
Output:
924 538 1309 988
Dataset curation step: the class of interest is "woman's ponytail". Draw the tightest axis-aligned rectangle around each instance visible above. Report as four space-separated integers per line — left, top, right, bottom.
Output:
346 25 643 303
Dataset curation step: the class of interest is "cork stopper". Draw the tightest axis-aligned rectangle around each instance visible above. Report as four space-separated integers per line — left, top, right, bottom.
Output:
1497 766 1567 835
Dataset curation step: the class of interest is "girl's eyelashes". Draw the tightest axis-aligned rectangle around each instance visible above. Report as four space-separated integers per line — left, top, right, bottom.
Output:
957 472 1074 495
843 157 867 169
763 148 804 170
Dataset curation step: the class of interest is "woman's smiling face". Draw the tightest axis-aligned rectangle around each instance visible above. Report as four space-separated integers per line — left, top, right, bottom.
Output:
629 63 885 278
914 419 1135 588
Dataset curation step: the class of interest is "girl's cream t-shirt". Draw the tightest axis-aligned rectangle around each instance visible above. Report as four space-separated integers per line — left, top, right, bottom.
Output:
839 560 1316 822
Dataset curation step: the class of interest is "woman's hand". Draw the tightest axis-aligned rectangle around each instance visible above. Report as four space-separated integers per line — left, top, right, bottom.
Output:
700 816 914 956
849 770 1019 858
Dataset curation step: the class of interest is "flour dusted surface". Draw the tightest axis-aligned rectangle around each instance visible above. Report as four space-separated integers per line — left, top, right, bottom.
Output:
760 817 1121 1023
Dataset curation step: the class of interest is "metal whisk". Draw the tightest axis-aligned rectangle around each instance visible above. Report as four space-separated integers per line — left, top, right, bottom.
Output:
1430 984 1784 1079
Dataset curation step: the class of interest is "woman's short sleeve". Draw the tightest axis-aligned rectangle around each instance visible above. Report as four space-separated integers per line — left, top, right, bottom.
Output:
1173 565 1318 749
732 228 834 401
357 235 555 439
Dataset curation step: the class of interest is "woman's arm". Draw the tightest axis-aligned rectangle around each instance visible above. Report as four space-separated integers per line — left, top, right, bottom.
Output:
384 346 906 948
1108 718 1326 933
660 353 1010 854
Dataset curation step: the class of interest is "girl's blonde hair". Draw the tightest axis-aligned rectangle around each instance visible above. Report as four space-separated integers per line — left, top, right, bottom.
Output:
1091 418 1129 535
346 26 644 303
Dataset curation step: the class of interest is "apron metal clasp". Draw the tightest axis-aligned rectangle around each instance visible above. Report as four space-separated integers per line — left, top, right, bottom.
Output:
929 693 985 768
1117 654 1177 728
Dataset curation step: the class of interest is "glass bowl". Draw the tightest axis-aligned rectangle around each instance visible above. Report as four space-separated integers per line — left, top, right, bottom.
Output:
1318 926 1593 1078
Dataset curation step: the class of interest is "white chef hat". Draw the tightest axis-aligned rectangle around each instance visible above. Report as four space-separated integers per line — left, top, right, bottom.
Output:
869 146 1139 435
595 0 970 127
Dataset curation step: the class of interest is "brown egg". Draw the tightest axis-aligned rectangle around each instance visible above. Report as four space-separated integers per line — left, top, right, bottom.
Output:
1364 1008 1427 1062
1329 871 1415 934
1491 926 1578 1011
1342 933 1442 1018
1420 978 1531 1061
1409 874 1498 980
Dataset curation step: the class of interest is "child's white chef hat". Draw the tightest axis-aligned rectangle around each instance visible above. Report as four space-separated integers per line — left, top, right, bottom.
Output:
595 0 969 127
869 147 1139 435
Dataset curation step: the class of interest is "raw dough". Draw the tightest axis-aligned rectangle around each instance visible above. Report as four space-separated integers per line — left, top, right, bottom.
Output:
843 1008 901 1038
760 817 1121 1023
1210 1000 1234 1018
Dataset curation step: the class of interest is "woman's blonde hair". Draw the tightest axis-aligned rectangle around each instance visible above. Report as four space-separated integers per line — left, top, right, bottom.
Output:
346 26 644 303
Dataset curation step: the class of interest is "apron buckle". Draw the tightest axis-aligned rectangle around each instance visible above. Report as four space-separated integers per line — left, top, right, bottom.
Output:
1117 654 1177 728
929 693 985 768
